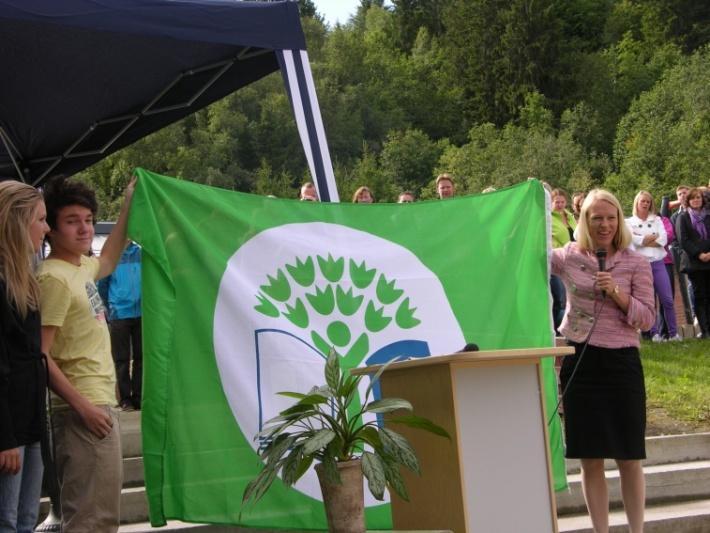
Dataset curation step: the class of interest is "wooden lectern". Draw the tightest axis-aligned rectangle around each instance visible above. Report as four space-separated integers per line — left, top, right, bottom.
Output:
354 347 573 533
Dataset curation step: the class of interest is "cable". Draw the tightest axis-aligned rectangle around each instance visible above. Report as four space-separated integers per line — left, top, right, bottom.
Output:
547 293 608 427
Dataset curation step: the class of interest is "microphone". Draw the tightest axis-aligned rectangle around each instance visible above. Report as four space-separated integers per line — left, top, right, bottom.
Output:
459 343 480 353
595 248 607 271
595 248 607 296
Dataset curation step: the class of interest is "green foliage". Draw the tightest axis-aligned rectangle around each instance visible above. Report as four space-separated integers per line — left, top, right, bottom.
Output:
253 160 295 199
242 349 450 506
438 117 610 195
443 0 563 127
77 0 708 213
297 0 318 20
391 0 449 51
518 92 554 133
612 46 710 202
379 129 446 196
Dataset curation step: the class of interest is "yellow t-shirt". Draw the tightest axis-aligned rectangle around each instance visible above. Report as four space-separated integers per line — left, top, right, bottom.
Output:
38 256 116 408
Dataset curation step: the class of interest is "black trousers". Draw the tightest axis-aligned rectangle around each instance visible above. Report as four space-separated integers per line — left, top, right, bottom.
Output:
688 272 710 337
109 317 143 406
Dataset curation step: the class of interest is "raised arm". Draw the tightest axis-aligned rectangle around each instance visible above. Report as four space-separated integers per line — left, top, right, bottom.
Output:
98 177 136 280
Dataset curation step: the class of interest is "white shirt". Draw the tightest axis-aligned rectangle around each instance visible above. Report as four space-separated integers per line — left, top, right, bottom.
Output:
625 214 667 262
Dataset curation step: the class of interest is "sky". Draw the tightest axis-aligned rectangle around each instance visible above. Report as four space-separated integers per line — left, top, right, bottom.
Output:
313 0 360 26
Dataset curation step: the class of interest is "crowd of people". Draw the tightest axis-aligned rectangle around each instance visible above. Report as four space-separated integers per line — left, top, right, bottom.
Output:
298 173 459 203
550 183 709 343
1 171 707 533
548 182 710 532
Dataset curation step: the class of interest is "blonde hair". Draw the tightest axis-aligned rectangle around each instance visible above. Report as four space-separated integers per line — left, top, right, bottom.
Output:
550 188 568 201
299 181 318 200
575 189 632 252
632 190 656 217
435 173 454 187
352 186 374 203
0 180 43 317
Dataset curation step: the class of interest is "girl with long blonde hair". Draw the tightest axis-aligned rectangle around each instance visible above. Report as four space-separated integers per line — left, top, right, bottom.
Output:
0 179 50 532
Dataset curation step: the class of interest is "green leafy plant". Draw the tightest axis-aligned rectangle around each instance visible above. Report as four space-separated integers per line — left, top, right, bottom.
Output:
242 349 450 506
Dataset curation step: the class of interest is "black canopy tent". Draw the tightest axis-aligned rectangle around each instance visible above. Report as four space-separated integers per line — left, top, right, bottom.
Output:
0 0 339 200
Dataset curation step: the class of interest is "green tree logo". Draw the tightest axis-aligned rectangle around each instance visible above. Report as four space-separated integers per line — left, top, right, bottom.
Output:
254 254 421 368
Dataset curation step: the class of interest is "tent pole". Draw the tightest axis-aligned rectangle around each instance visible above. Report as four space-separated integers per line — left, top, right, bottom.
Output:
0 127 26 183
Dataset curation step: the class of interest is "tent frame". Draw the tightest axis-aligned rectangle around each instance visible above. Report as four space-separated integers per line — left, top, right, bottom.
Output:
6 49 271 187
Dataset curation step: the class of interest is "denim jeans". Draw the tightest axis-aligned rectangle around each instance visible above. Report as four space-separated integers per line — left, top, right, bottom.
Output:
0 442 44 533
550 274 566 333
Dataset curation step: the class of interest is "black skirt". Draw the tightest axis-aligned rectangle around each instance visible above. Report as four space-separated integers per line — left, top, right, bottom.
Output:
560 342 646 460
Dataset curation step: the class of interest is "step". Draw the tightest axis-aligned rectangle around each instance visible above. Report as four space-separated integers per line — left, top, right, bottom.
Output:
120 523 330 532
556 460 710 515
558 498 710 532
120 523 237 532
120 503 710 532
41 459 710 527
565 432 710 474
124 456 144 487
119 409 142 457
40 486 148 525
57 416 710 530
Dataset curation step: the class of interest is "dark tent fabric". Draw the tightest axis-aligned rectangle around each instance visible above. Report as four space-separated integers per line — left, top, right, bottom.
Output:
0 0 339 197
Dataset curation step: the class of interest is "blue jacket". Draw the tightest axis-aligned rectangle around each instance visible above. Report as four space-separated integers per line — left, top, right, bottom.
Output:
99 243 141 320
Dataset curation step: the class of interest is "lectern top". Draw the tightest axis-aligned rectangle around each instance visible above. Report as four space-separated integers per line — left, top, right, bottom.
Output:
350 346 574 375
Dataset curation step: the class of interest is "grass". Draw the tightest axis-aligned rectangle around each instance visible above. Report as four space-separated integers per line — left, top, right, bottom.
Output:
641 338 710 434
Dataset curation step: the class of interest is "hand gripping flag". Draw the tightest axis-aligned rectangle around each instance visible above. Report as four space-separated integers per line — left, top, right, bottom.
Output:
128 168 566 527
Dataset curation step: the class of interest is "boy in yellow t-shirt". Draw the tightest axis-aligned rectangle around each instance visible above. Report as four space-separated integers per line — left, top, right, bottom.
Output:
38 176 135 533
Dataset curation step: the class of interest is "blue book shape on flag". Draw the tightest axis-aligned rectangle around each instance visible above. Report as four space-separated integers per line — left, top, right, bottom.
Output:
255 329 431 434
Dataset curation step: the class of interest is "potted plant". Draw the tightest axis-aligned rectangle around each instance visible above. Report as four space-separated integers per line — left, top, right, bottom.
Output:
242 349 450 533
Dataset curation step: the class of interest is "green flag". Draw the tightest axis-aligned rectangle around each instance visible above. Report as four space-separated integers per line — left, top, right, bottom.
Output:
128 168 566 528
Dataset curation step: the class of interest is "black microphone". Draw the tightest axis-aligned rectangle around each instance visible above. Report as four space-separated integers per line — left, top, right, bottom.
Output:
459 343 480 352
595 248 607 296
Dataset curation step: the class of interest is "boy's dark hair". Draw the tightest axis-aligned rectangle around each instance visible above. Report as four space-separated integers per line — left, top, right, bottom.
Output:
43 175 98 229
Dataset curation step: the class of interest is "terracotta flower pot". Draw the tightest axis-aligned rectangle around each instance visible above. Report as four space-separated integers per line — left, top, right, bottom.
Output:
315 459 365 533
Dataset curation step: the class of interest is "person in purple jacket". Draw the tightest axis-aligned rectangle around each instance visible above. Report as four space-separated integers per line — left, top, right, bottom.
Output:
552 189 655 533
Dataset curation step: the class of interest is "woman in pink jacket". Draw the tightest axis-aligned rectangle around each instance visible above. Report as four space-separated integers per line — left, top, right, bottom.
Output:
552 189 655 533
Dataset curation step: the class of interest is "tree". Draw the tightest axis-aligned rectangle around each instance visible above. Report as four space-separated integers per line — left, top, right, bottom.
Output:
253 160 297 199
340 143 398 202
442 0 563 127
391 0 450 51
612 46 710 202
567 33 681 155
379 129 446 195
605 0 710 54
297 0 319 19
437 115 610 196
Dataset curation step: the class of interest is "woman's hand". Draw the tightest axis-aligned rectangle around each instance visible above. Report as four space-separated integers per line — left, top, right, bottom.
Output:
595 271 617 295
596 271 631 312
700 252 710 262
0 448 21 475
642 233 658 246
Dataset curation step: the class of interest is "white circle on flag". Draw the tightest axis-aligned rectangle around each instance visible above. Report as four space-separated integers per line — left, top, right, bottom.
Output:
214 222 464 503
